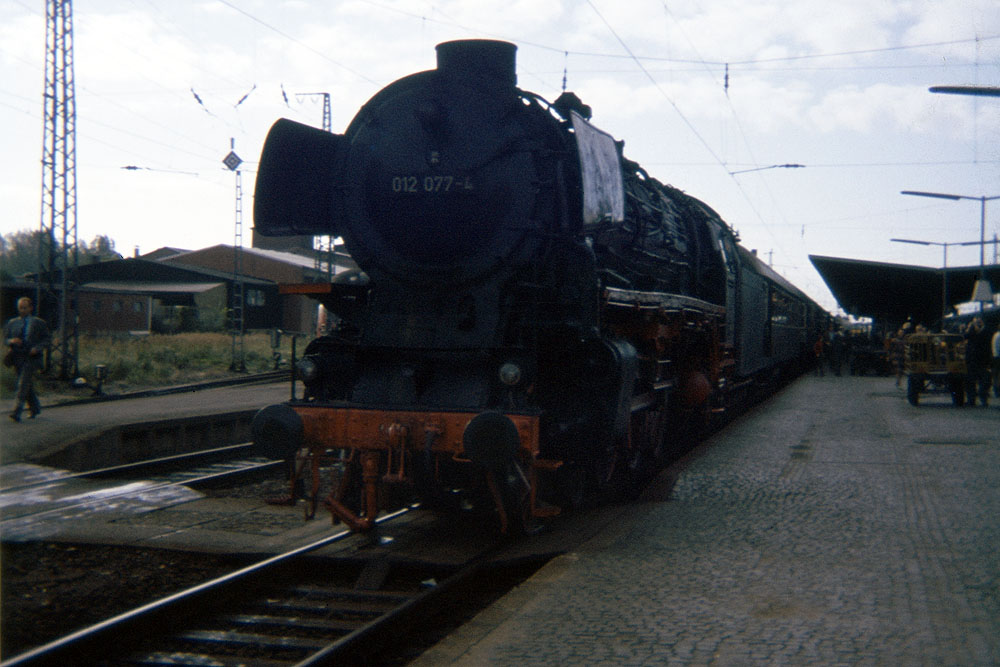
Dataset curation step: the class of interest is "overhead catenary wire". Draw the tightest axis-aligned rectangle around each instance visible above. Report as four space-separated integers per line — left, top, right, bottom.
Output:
7 1 991 187
353 0 998 67
3 0 994 303
0 8 257 158
214 0 380 86
584 0 801 268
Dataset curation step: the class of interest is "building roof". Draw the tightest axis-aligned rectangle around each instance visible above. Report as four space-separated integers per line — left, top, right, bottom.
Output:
140 247 190 261
810 254 1000 326
172 243 353 270
76 257 274 285
81 281 225 294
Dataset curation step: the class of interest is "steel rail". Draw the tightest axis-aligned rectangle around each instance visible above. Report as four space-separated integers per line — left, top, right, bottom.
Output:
0 506 414 667
298 555 489 666
0 449 282 524
0 443 261 493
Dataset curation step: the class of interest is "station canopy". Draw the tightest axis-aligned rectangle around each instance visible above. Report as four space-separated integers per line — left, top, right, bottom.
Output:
809 254 1000 327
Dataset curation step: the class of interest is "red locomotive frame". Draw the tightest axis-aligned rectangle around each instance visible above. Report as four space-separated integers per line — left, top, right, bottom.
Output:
276 285 733 534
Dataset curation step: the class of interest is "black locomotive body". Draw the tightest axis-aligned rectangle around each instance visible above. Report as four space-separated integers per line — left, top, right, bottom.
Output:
251 40 826 532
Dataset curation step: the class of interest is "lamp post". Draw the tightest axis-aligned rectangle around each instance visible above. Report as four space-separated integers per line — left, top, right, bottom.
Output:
889 238 978 326
928 85 1000 97
901 190 1000 308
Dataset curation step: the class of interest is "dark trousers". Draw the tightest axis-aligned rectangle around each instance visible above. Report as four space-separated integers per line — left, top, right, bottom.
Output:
12 360 41 416
965 367 991 406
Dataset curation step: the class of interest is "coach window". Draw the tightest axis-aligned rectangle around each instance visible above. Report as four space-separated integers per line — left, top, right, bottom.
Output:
770 291 789 325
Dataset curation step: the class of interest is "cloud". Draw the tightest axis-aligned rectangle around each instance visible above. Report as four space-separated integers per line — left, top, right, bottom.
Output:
903 0 1000 44
3 0 996 309
807 83 975 136
0 11 43 67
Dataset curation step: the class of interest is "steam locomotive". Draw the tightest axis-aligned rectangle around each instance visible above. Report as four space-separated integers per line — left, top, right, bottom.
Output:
251 40 827 533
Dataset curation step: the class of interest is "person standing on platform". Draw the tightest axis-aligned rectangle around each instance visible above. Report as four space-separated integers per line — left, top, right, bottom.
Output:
3 297 50 422
991 323 1000 399
813 333 826 376
890 324 909 388
828 329 845 377
963 317 990 408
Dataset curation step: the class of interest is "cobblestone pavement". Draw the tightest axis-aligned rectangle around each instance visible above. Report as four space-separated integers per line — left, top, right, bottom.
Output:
415 376 1000 665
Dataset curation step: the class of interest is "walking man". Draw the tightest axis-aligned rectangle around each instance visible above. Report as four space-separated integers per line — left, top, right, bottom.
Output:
963 317 991 408
4 297 50 422
990 322 1000 399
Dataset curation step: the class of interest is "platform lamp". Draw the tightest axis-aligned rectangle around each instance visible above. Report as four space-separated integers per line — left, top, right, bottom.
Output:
891 239 956 326
901 190 1000 309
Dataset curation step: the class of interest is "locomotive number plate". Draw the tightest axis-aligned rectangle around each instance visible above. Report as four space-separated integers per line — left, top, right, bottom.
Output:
391 175 473 193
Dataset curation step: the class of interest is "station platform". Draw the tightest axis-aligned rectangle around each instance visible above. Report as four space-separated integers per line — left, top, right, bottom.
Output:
414 376 999 665
0 381 291 468
2 376 998 663
0 380 342 553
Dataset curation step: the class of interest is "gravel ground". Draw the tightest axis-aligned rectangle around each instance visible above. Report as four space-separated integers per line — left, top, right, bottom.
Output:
1 540 545 664
0 476 305 659
0 541 245 659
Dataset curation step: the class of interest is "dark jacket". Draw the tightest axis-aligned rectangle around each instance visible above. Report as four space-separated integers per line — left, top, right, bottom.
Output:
965 326 991 370
3 315 51 369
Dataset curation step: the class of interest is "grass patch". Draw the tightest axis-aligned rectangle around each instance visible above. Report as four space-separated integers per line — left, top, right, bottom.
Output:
1 331 298 402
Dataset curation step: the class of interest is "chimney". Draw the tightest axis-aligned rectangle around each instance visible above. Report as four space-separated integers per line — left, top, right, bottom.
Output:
435 40 517 89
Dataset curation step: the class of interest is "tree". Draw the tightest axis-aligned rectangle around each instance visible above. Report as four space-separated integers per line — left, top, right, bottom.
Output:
80 234 122 264
0 229 122 280
0 229 46 281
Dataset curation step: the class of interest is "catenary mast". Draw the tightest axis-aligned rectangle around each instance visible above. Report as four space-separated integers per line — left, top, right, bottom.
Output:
39 0 79 379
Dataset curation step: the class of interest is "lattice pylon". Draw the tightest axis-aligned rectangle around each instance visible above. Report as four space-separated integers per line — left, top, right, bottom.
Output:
38 0 79 379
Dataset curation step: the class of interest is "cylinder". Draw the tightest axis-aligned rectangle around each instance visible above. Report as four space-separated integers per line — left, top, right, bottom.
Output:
251 404 304 460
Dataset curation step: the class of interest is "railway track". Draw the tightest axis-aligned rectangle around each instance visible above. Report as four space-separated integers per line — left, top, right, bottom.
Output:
1 506 531 666
48 370 291 409
2 444 278 491
0 444 283 537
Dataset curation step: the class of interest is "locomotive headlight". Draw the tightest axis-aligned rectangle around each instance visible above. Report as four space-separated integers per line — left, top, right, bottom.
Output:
498 362 522 386
297 357 320 384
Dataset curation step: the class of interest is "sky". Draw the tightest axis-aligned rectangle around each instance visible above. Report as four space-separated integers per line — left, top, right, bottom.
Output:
1 0 998 312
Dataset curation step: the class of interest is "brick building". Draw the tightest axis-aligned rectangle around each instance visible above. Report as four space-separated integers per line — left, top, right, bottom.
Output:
156 244 356 333
15 259 277 335
5 242 357 337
